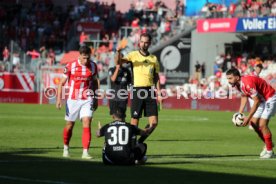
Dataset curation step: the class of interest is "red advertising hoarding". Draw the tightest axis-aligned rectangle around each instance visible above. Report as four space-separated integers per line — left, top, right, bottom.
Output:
0 72 35 92
0 92 39 103
197 18 238 33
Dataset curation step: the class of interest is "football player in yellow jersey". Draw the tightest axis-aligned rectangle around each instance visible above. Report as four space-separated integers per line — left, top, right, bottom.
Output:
115 33 162 143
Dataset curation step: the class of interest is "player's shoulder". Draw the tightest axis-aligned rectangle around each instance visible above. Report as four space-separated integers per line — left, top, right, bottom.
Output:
66 60 78 67
130 50 140 55
242 75 256 82
149 53 157 60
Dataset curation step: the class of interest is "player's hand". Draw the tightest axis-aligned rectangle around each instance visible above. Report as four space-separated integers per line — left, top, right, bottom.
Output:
56 99 62 110
157 95 163 104
91 98 98 111
242 116 250 126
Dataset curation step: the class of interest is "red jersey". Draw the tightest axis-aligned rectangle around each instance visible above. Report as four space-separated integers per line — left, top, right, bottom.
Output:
249 71 258 77
63 59 97 100
239 75 275 101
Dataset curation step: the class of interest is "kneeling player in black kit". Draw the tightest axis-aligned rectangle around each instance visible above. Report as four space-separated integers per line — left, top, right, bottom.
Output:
97 110 154 165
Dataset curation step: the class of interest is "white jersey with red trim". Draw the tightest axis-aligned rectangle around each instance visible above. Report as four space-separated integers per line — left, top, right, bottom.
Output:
239 75 275 101
63 59 97 100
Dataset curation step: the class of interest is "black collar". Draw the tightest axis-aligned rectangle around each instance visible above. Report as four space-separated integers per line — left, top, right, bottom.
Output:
139 49 150 57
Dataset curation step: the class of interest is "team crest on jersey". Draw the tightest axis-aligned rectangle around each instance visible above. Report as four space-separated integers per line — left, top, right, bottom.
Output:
249 88 257 95
143 59 150 64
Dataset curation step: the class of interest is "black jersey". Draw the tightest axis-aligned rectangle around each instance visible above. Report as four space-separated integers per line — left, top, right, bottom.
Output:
108 67 131 101
99 121 141 164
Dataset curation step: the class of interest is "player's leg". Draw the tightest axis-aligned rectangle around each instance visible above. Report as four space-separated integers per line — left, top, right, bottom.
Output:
259 118 274 158
130 88 144 126
118 100 128 121
250 102 265 142
259 97 276 158
63 99 80 157
250 117 265 143
138 90 158 143
80 100 94 159
248 98 255 130
134 143 147 164
109 100 115 118
63 121 75 157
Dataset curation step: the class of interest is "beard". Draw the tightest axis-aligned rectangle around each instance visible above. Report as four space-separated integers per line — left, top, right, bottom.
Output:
229 82 237 87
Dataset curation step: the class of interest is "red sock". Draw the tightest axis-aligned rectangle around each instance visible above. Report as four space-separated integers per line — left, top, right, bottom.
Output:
63 128 72 146
82 127 91 149
263 133 273 151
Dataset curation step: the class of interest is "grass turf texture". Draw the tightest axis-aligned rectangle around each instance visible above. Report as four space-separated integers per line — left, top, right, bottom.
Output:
0 103 276 184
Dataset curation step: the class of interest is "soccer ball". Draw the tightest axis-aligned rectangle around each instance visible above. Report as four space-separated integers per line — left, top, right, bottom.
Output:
232 113 245 126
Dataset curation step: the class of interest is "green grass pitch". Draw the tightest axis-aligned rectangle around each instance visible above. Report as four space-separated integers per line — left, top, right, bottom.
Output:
0 103 276 184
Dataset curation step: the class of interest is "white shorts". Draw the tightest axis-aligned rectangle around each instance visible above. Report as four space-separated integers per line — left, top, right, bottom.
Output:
65 99 94 122
252 93 276 120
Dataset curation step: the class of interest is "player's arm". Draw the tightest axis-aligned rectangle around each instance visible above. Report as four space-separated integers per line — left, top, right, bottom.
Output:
238 95 248 113
115 50 130 65
96 122 108 138
154 60 162 103
96 121 102 137
92 75 99 111
243 95 261 126
110 65 120 82
56 65 70 109
56 77 68 109
139 124 156 137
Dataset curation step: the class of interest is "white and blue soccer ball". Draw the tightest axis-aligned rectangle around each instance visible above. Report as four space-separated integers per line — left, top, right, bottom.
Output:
232 113 245 126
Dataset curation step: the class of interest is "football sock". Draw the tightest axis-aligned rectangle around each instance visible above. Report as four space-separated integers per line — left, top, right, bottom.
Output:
251 123 265 142
138 124 155 143
82 127 91 149
263 133 273 151
63 128 72 146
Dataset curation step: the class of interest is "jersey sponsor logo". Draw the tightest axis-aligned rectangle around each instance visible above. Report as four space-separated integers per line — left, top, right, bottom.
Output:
112 146 123 151
143 60 149 64
73 76 90 81
133 111 138 116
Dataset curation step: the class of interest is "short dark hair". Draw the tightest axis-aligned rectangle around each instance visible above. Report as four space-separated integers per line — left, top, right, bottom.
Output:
79 45 91 55
226 68 241 77
140 33 152 42
255 63 263 69
113 108 125 120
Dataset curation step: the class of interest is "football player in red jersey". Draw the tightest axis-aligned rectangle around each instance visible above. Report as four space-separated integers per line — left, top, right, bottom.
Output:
226 68 275 158
56 45 99 159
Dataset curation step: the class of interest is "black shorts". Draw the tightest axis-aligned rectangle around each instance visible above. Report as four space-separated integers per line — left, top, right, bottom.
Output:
102 143 147 165
109 100 128 118
131 87 158 119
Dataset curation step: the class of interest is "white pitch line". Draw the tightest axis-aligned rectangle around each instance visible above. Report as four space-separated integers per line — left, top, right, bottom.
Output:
0 175 76 184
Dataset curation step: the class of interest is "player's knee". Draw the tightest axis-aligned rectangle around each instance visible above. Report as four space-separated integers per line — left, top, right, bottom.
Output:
65 123 74 130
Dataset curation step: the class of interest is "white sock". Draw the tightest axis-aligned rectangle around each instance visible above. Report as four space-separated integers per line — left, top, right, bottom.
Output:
64 145 69 150
83 149 88 154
